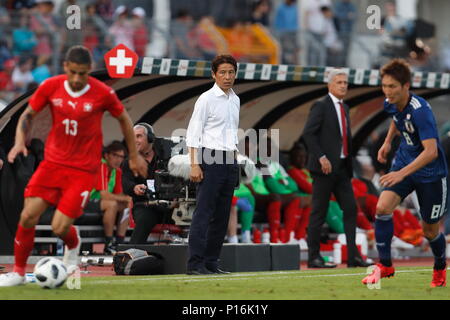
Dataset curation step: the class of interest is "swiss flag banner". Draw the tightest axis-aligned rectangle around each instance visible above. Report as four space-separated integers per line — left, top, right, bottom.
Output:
104 44 138 78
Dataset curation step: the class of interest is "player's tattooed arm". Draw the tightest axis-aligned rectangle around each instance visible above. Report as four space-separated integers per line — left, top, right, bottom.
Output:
7 106 37 163
18 106 37 136
21 111 34 134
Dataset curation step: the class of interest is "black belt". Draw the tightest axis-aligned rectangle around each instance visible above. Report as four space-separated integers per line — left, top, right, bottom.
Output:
200 148 236 164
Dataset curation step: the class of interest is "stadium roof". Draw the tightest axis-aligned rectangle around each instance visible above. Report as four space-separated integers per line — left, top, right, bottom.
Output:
0 58 449 152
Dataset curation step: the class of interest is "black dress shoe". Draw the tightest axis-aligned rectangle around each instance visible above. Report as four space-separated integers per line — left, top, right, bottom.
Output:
347 257 374 268
186 268 214 275
307 257 337 268
207 267 231 274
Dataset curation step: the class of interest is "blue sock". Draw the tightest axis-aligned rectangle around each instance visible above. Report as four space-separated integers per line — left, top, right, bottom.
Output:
428 233 447 270
375 214 394 267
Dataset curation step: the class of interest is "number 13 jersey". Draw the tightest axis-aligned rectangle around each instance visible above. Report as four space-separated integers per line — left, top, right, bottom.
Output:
28 75 124 173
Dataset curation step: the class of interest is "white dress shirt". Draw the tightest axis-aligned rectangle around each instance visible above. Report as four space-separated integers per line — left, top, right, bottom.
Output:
186 83 240 151
328 92 346 158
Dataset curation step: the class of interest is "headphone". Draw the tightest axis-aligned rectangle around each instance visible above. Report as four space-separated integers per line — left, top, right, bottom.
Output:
135 122 155 143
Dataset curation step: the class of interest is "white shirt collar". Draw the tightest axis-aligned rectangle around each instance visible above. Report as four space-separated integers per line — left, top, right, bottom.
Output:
328 92 343 105
64 80 91 98
212 82 235 97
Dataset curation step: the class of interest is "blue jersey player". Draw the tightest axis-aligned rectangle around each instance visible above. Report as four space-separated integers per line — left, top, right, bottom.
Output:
363 59 448 287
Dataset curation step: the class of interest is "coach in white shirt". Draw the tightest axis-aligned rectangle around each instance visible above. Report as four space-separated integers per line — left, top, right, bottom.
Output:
185 55 240 275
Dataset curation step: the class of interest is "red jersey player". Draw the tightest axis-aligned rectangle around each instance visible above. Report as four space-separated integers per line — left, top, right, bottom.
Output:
0 46 146 286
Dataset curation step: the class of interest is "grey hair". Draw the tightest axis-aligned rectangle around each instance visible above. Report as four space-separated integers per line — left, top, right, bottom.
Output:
328 68 348 83
134 124 147 134
133 122 155 136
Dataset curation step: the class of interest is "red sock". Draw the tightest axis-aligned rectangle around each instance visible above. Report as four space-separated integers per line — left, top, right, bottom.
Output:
60 225 79 250
279 228 288 243
267 201 282 231
295 207 311 239
13 225 35 276
284 198 301 235
270 228 279 243
253 228 262 243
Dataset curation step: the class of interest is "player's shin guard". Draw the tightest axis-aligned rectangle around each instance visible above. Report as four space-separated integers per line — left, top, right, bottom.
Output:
375 214 394 267
429 233 447 270
13 225 36 276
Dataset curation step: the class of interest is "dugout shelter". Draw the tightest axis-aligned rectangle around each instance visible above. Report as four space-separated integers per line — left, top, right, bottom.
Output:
0 58 449 254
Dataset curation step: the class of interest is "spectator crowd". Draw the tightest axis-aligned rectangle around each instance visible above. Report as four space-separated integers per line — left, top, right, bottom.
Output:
1 0 445 111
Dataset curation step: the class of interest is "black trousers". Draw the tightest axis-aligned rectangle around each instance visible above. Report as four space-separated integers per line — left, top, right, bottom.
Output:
307 161 360 263
129 205 171 244
187 159 238 271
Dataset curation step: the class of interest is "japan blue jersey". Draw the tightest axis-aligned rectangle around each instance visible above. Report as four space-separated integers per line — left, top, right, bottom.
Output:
384 93 448 182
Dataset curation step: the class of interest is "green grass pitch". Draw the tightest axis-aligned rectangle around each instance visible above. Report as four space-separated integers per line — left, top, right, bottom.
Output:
0 267 448 300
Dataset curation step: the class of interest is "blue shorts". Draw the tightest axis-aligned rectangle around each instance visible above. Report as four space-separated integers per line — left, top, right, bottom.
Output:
384 175 448 224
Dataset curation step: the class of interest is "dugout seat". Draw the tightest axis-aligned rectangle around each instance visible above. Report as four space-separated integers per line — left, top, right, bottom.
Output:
34 207 182 255
35 208 107 254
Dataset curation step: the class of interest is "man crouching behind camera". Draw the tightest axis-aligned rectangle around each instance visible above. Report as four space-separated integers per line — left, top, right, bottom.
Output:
122 123 172 244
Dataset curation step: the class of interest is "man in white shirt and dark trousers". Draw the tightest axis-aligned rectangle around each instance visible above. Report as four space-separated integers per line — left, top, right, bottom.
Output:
186 55 240 275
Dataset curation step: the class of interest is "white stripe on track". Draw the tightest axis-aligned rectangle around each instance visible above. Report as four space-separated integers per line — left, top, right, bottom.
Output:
88 267 445 285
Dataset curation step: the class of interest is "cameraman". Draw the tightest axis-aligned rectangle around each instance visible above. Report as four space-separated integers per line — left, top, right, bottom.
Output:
122 123 172 244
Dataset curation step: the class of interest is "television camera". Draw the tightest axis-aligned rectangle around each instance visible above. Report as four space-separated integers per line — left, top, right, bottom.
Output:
137 136 197 227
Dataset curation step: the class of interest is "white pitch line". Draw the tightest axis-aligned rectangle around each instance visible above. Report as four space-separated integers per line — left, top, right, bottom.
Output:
88 268 439 285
